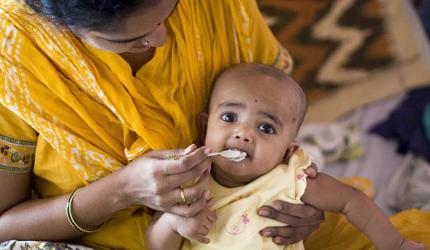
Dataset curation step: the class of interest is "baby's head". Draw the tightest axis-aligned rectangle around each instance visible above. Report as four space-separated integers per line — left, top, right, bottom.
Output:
199 63 307 187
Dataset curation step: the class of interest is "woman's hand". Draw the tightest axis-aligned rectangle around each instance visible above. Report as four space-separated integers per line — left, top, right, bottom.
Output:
258 162 324 245
117 144 212 217
258 201 324 245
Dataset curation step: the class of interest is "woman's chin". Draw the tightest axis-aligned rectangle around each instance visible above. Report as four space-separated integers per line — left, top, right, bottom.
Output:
126 46 151 53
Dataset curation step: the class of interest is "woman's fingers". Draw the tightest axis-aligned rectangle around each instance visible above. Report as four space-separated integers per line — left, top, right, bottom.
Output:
259 201 321 219
258 210 306 227
272 235 303 245
182 170 210 203
259 225 319 245
165 157 211 188
273 200 320 217
156 170 210 208
258 202 324 231
148 144 196 160
257 202 325 246
169 190 208 217
125 146 212 212
159 146 210 176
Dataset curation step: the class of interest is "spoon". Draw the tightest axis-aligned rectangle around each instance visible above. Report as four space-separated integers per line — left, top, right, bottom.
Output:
207 149 247 162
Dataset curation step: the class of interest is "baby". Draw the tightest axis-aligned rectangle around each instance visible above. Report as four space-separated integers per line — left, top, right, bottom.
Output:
146 64 425 250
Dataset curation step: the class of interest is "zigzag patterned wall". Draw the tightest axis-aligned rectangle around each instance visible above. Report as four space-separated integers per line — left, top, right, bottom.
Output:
258 0 394 103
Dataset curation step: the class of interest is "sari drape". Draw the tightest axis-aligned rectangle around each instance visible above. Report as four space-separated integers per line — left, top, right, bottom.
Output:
0 0 291 248
1 0 429 249
0 0 291 184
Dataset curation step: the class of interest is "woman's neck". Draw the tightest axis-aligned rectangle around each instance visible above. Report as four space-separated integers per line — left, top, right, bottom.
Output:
120 47 155 75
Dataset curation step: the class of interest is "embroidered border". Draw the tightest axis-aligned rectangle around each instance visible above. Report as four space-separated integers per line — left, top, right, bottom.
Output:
272 44 293 74
0 134 35 173
0 240 93 250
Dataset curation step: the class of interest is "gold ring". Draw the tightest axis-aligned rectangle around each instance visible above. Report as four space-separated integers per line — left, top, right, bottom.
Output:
180 188 187 204
167 152 181 160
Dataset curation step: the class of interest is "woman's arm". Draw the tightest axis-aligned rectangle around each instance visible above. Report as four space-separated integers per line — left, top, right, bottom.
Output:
0 146 212 242
0 171 31 215
0 168 131 241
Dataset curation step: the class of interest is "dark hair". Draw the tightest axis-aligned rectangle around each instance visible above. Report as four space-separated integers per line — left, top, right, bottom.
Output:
25 0 157 31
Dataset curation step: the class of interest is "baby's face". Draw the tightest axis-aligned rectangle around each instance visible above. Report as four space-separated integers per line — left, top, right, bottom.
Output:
205 73 301 187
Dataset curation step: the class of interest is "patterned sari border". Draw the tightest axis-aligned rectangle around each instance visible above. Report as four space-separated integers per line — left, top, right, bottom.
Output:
0 163 31 173
0 134 35 173
272 43 293 74
0 134 36 147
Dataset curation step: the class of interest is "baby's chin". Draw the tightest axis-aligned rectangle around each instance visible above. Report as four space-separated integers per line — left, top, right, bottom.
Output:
212 156 249 170
211 162 259 187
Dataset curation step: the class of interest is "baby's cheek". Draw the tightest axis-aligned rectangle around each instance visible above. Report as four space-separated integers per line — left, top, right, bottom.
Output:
265 146 285 162
205 135 224 151
259 158 279 173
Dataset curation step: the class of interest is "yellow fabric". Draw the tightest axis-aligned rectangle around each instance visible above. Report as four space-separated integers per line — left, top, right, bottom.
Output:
2 1 427 249
339 177 374 198
182 149 311 250
0 0 291 249
303 180 430 250
304 209 430 250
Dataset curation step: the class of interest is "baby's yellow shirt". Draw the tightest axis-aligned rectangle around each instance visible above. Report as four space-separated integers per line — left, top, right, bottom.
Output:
182 149 312 250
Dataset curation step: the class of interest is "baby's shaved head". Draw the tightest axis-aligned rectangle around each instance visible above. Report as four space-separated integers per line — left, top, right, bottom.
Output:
212 63 307 132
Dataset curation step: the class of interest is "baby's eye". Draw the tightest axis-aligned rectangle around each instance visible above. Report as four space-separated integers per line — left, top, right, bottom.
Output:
258 123 276 134
221 113 237 123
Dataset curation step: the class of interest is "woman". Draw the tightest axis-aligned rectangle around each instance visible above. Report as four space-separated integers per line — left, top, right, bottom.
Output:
0 0 324 249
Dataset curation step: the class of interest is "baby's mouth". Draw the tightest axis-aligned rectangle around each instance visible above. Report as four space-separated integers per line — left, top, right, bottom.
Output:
224 148 249 162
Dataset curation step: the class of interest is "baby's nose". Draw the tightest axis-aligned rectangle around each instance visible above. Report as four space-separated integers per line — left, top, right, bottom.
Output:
234 128 254 143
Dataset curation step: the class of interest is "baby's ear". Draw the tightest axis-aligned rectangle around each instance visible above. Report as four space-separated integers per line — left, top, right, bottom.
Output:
196 112 209 146
283 141 300 164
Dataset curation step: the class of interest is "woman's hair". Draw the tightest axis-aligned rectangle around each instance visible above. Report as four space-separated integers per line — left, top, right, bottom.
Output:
25 0 157 31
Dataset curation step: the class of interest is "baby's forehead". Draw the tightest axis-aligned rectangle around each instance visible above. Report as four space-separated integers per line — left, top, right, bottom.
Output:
218 64 294 85
214 68 296 97
210 65 306 122
212 73 299 108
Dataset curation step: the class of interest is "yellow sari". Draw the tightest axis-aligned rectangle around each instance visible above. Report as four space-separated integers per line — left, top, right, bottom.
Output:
0 0 290 249
0 0 429 249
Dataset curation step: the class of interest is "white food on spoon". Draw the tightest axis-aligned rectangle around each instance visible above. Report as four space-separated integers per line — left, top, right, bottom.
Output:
209 149 247 162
